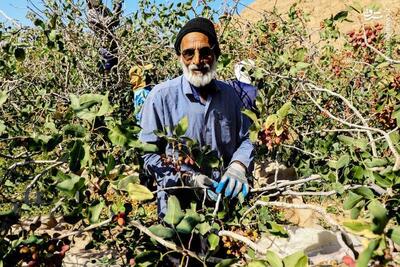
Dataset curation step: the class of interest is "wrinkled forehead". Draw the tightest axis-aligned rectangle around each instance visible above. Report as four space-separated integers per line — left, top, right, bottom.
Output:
180 32 211 50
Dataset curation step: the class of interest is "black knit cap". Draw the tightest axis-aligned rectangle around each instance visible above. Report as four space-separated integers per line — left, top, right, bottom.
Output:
174 17 221 58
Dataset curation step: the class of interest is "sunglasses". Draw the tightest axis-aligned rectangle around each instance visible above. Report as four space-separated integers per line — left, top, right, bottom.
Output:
181 46 214 61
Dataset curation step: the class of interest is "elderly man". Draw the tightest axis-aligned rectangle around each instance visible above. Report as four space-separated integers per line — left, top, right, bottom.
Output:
139 17 254 217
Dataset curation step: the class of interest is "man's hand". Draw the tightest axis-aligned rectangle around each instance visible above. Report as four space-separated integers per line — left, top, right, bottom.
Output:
189 173 218 188
215 162 249 198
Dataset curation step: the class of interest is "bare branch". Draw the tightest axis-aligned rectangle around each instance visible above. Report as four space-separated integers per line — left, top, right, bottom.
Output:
24 162 64 203
305 82 378 157
301 85 400 171
218 230 266 255
250 174 321 193
58 218 113 239
0 9 22 28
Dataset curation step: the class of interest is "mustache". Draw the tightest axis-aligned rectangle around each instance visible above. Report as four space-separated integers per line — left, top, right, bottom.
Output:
188 64 210 72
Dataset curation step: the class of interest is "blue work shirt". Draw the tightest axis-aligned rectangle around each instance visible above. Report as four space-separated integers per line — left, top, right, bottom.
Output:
139 75 254 173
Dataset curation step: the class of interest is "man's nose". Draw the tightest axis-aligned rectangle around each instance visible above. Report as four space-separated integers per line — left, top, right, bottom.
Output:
192 49 201 65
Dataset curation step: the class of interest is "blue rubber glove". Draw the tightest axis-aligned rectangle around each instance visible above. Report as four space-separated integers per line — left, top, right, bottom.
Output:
215 162 249 198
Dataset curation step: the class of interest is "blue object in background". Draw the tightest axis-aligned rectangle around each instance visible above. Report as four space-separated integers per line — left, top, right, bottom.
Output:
226 80 257 110
133 85 152 121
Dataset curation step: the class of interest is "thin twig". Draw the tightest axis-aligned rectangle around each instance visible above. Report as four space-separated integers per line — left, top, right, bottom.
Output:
8 160 60 170
24 162 64 203
250 174 321 193
58 217 113 239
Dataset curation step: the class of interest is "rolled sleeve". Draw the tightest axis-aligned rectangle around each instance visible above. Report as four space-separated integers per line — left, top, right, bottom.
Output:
229 110 254 172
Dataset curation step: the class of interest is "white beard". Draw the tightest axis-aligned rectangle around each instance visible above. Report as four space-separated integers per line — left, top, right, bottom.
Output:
180 57 217 88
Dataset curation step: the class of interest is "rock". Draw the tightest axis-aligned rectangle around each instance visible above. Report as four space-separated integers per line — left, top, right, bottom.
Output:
256 226 364 265
282 196 320 228
253 161 297 189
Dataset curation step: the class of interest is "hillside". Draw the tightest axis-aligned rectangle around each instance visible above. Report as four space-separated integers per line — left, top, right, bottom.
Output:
239 0 400 36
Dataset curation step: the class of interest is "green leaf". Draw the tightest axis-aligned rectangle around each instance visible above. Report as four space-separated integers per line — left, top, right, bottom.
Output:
49 30 57 41
0 121 5 134
388 226 400 246
268 222 288 237
343 191 363 210
117 175 140 191
350 206 361 219
108 126 127 147
69 140 85 173
80 143 91 169
164 196 185 226
88 201 104 224
277 101 292 118
367 171 391 188
368 200 388 234
242 109 259 127
197 222 211 235
148 224 175 239
216 259 239 267
328 154 350 169
265 250 283 267
97 92 113 116
265 114 278 128
247 260 268 267
365 158 388 168
343 220 370 232
207 233 219 251
136 142 158 152
333 10 348 22
354 187 375 200
127 183 153 201
338 135 368 151
69 94 80 109
356 239 380 267
34 18 45 29
176 210 201 234
174 116 188 136
250 129 258 142
293 48 307 62
56 174 85 197
14 47 26 61
283 251 308 267
135 250 161 266
393 108 400 127
0 91 8 106
295 62 310 70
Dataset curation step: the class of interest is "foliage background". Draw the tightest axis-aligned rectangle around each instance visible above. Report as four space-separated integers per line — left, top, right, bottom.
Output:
0 0 400 266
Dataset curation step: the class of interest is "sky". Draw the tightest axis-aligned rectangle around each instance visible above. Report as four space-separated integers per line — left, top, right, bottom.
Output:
0 0 253 26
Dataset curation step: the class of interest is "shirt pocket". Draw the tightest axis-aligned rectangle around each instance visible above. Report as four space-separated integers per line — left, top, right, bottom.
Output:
214 111 233 145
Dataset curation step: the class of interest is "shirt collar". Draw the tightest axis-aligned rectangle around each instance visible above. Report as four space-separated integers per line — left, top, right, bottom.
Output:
182 75 220 96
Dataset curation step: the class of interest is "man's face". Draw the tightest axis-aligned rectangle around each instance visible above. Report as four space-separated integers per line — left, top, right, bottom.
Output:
180 32 217 88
